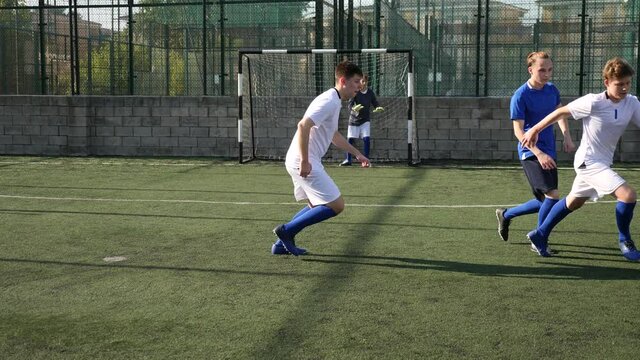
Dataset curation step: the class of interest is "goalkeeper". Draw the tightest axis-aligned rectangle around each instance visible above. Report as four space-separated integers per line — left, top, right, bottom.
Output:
340 75 384 166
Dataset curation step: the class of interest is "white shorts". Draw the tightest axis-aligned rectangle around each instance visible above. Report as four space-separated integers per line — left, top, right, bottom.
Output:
347 122 371 139
569 162 626 201
286 163 341 206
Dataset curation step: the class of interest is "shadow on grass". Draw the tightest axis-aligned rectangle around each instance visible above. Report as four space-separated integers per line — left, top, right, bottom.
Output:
300 253 639 280
0 257 315 278
0 208 620 237
0 183 414 200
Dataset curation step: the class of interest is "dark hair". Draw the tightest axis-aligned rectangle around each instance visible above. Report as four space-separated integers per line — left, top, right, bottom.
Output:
603 57 635 80
527 51 551 67
335 60 363 80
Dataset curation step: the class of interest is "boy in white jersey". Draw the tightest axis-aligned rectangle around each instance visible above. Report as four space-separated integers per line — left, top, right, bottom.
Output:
522 57 640 261
271 61 370 256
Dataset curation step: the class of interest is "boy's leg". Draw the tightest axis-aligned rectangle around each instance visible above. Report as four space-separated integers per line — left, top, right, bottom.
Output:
363 137 370 158
341 138 355 165
361 123 371 158
274 168 342 255
496 199 540 241
613 183 639 260
272 205 311 255
528 196 586 256
538 197 559 227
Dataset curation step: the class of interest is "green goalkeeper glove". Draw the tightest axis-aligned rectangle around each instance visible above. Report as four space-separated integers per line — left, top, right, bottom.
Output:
351 104 364 113
373 106 385 113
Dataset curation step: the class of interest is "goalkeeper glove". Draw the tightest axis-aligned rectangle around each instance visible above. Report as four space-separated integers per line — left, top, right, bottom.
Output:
373 106 385 113
351 104 364 113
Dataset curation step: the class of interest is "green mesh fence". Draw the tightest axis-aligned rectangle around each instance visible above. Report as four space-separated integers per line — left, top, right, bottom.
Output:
1 0 639 96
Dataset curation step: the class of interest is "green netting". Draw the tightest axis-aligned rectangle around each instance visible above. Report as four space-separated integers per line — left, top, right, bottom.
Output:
1 0 640 96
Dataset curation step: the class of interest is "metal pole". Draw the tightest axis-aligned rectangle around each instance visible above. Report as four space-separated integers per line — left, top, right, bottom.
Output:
475 0 482 97
165 24 170 96
38 0 47 94
220 0 225 95
374 0 381 47
578 0 588 96
127 0 134 95
68 0 75 94
347 0 353 49
315 0 324 94
483 0 489 96
202 0 207 95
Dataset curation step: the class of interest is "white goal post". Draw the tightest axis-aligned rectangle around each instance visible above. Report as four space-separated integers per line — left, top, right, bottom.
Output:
237 48 417 165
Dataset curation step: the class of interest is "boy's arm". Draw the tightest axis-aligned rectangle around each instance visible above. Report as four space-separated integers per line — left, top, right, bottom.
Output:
513 120 556 170
370 89 379 108
296 117 315 177
332 131 370 167
521 106 573 149
556 114 576 153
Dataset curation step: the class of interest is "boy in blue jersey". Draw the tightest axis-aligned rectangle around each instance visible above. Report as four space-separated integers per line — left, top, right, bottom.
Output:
522 57 640 260
271 61 370 256
496 52 576 251
340 75 384 166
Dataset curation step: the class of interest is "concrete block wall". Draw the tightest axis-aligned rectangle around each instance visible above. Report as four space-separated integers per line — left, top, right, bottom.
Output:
0 96 237 157
1 95 639 163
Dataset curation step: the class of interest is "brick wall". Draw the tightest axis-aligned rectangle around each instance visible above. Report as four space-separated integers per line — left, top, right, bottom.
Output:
0 96 237 157
1 95 639 163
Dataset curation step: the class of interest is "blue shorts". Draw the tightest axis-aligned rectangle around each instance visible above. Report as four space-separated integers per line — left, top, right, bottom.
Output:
520 156 558 201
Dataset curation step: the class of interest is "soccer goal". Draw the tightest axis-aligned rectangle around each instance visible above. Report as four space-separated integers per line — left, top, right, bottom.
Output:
237 48 418 165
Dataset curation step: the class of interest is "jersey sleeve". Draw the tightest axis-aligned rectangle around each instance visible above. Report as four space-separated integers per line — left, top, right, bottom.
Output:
509 90 525 120
631 97 640 128
554 85 562 107
303 95 332 126
566 94 594 120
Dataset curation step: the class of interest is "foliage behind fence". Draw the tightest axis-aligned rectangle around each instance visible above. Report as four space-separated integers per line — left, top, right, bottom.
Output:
1 0 639 97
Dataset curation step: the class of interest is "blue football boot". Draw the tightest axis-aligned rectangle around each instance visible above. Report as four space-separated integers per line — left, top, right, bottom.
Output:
272 225 302 256
619 239 640 261
271 239 307 255
527 230 551 257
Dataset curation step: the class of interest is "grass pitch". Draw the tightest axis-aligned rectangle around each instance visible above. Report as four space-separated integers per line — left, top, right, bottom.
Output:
1 156 639 359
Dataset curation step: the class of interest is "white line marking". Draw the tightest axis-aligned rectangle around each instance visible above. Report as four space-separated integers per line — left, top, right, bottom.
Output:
0 194 618 209
1 160 640 171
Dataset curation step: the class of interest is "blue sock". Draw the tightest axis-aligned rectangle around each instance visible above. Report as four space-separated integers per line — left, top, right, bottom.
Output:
504 198 541 220
616 201 636 242
292 205 311 221
538 198 572 238
346 138 355 162
538 198 559 227
283 205 337 237
363 137 370 158
276 206 311 245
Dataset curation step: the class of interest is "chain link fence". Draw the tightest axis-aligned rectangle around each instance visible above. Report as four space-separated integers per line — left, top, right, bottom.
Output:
1 0 638 96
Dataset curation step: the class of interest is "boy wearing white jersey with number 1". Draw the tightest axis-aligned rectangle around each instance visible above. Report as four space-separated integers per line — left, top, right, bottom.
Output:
522 57 640 261
271 60 370 256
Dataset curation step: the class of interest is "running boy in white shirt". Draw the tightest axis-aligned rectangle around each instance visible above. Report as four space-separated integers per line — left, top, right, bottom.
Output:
271 61 370 256
522 57 640 261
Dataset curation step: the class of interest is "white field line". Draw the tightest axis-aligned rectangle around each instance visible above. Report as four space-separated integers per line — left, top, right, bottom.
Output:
1 160 640 171
0 194 617 209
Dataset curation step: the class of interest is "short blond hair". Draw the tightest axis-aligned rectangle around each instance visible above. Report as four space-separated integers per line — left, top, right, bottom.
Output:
527 51 551 67
602 57 635 80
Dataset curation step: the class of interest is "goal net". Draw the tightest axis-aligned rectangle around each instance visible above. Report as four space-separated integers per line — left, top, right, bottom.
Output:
237 49 417 165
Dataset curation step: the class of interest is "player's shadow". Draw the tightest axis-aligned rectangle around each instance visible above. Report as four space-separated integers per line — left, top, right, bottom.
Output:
302 253 640 280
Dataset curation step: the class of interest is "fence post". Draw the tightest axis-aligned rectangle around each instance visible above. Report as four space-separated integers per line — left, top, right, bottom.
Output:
578 0 588 96
202 0 207 95
315 0 323 94
220 0 225 95
38 0 47 94
128 0 134 95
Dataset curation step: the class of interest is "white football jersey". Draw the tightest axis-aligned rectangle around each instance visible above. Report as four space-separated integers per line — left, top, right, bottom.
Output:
567 91 640 168
285 88 341 168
